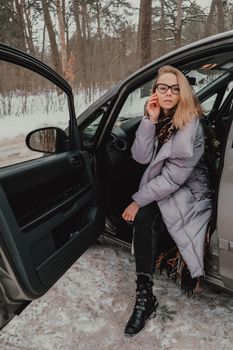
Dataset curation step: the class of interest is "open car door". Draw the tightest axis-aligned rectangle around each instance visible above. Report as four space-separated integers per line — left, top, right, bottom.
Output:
0 45 104 329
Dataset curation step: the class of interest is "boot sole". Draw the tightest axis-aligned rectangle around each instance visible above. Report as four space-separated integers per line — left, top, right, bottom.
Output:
124 301 159 338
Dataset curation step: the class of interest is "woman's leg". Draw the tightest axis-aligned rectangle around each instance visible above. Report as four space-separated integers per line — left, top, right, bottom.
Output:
124 202 161 337
133 202 159 276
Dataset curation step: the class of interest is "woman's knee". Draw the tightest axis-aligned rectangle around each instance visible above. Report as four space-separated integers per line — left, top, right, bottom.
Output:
134 203 156 228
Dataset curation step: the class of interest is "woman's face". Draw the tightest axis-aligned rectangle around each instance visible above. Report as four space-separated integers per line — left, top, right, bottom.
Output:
156 72 180 114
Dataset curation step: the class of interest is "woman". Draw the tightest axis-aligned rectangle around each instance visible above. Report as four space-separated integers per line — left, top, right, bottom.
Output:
122 65 212 337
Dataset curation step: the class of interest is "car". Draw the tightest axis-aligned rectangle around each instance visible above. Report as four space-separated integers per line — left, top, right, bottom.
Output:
1 30 233 330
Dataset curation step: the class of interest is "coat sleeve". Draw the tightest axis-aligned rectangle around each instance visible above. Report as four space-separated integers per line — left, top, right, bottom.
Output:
131 117 157 164
132 122 204 207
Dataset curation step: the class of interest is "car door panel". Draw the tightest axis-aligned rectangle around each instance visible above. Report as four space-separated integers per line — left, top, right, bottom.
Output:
0 150 101 296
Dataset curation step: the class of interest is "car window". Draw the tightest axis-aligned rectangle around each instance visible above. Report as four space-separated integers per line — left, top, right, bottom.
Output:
116 80 154 125
202 94 218 112
220 81 233 108
201 78 233 115
0 60 70 168
115 64 233 127
82 110 106 137
79 102 111 147
187 68 226 93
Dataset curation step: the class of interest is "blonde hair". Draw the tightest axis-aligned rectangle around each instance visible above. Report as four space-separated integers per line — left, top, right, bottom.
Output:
152 65 203 129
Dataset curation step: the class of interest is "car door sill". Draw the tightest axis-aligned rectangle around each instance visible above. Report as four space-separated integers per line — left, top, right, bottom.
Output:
101 232 131 249
204 274 233 293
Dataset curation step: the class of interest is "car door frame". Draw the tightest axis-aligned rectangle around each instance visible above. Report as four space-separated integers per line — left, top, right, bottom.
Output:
0 44 104 329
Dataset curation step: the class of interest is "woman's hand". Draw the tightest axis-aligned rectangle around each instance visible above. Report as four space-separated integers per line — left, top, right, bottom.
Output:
122 201 139 222
146 92 160 123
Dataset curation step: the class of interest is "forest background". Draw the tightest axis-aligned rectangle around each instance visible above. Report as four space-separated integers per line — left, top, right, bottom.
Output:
0 0 232 102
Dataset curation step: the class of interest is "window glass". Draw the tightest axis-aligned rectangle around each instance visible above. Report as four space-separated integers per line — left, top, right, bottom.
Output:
187 68 226 93
220 81 233 108
202 82 233 113
116 80 154 126
0 61 70 168
201 94 218 112
82 111 105 137
80 101 111 147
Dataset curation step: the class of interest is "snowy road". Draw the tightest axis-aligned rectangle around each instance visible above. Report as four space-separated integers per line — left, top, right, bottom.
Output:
0 241 233 350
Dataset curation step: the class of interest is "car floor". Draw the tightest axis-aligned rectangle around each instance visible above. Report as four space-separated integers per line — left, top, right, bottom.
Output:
0 241 233 350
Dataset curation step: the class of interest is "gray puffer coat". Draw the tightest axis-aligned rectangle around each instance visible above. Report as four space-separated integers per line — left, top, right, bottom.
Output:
131 116 212 278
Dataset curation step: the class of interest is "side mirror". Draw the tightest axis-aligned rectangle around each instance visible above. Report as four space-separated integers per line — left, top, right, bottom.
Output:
25 127 68 154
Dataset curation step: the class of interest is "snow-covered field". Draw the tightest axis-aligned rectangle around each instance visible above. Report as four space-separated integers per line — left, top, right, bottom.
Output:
0 87 144 167
0 241 233 350
0 90 105 167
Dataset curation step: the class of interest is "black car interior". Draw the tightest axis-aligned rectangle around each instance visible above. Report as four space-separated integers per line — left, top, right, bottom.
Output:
0 150 104 295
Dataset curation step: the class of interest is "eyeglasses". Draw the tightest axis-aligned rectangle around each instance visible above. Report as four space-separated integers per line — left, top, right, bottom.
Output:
156 83 180 95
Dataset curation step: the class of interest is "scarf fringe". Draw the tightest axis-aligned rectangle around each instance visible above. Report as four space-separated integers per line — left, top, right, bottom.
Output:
156 247 201 297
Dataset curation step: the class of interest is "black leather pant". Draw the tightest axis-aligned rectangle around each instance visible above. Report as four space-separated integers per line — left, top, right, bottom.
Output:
133 202 174 275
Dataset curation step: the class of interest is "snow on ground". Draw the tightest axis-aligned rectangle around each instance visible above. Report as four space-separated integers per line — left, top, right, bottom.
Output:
0 241 233 350
0 89 106 140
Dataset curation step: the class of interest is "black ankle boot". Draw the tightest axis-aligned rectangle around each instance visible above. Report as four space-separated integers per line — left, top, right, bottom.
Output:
124 279 158 337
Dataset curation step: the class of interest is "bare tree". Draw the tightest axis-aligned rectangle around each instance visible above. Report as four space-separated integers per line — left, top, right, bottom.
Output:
138 0 152 67
216 0 225 32
155 0 207 52
14 0 27 52
205 0 217 36
21 0 36 55
41 0 61 74
175 0 182 48
205 0 225 36
96 0 102 41
72 0 87 87
160 0 166 54
72 0 82 42
55 0 67 76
